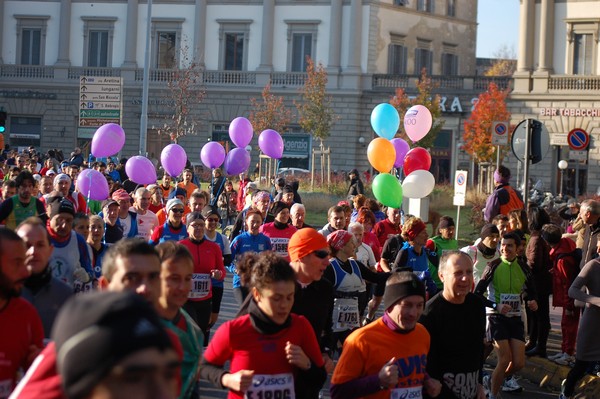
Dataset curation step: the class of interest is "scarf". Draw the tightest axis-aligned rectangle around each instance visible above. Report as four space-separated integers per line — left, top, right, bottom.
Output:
477 241 497 257
24 265 52 294
248 296 291 335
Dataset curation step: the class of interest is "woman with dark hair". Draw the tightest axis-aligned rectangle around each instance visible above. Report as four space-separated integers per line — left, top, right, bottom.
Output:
200 251 327 399
346 169 364 201
524 205 552 357
260 201 297 262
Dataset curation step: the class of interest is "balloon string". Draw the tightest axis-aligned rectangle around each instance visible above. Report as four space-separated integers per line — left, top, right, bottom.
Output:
86 172 92 210
210 169 214 204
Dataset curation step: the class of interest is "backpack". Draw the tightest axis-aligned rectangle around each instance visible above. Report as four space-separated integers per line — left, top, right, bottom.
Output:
556 248 583 269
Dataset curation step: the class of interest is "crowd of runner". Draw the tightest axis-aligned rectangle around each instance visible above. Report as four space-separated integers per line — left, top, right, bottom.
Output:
0 147 599 399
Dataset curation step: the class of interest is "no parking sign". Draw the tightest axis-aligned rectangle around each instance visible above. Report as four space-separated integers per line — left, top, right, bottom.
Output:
491 121 509 145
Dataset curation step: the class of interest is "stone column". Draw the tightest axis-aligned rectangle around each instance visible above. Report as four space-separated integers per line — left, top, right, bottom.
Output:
536 0 554 72
346 0 362 73
517 0 534 72
55 0 71 66
327 0 342 88
194 0 207 67
0 0 4 63
257 0 274 72
121 0 139 68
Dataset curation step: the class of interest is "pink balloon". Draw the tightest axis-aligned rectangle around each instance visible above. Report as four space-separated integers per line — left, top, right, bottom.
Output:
91 123 126 157
224 148 251 176
201 142 226 169
125 156 157 185
76 169 109 201
161 144 187 177
391 138 410 169
404 105 432 143
229 117 254 148
258 129 284 159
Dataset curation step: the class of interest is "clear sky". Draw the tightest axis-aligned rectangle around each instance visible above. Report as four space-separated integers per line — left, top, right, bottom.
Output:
476 0 520 58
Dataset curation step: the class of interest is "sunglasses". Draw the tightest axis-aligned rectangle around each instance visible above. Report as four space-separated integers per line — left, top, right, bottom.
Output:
207 217 220 223
312 250 330 259
170 209 185 214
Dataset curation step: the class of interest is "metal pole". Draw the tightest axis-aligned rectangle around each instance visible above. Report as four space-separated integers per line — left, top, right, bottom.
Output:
560 170 564 197
455 205 460 241
496 145 500 170
139 0 153 155
575 162 580 197
523 119 531 210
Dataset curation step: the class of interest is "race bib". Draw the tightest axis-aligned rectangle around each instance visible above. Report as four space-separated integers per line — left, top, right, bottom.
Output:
269 237 290 258
500 293 522 317
189 273 211 299
390 386 422 399
73 279 96 295
244 373 295 399
0 379 12 399
332 297 360 332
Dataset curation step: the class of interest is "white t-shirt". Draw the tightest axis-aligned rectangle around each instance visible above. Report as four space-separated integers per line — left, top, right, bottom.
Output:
130 207 159 241
119 214 132 237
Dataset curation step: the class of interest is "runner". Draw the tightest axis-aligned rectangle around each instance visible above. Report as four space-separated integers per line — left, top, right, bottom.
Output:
200 251 327 399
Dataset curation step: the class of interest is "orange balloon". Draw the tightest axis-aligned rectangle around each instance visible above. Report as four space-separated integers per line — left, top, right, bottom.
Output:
367 137 396 173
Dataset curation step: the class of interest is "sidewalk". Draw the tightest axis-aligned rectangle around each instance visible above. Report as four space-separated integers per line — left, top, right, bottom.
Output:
486 304 600 397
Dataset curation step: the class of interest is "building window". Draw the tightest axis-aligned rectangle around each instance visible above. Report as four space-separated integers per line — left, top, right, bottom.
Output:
415 46 432 74
393 0 408 5
15 16 49 65
151 19 183 69
285 20 319 72
573 34 593 75
82 17 116 67
417 0 434 12
447 0 456 16
225 33 244 70
218 20 252 71
9 116 41 148
566 20 599 75
389 35 408 74
441 44 458 75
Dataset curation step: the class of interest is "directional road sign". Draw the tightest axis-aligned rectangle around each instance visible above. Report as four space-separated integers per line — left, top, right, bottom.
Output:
79 76 122 128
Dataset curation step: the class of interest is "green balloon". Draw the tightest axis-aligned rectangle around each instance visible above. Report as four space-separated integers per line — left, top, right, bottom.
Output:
373 173 403 208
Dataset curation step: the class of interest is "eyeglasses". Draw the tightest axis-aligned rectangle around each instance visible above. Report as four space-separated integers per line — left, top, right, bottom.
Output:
170 209 185 214
207 218 220 223
312 250 330 259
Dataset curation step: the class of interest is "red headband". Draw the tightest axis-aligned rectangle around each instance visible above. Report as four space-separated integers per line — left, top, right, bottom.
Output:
405 220 426 241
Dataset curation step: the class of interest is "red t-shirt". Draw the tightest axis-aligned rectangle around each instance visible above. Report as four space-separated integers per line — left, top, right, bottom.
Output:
204 314 324 399
259 223 298 261
362 231 382 261
179 238 225 301
373 219 402 248
0 298 44 396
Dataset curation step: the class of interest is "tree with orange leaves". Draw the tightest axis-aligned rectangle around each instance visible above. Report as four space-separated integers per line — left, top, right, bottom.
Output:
249 83 292 135
462 82 511 163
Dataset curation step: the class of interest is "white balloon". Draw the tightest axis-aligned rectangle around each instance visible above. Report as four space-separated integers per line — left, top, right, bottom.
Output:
402 170 435 198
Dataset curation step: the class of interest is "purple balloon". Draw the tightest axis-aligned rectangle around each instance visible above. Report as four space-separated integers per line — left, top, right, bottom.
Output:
229 117 254 148
91 123 126 157
125 156 157 185
161 144 187 177
76 169 109 201
201 142 226 169
391 138 411 168
258 129 284 159
224 148 251 176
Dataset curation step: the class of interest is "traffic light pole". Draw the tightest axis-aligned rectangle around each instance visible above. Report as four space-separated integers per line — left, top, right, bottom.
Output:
523 118 531 210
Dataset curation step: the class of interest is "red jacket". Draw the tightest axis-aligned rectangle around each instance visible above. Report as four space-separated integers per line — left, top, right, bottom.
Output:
550 237 579 310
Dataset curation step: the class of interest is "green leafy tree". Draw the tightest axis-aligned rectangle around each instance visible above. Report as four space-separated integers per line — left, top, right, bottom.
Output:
389 69 444 149
295 57 338 146
249 83 292 135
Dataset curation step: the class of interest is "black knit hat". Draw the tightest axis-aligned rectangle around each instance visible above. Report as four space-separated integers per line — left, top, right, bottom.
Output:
270 201 290 217
53 292 173 399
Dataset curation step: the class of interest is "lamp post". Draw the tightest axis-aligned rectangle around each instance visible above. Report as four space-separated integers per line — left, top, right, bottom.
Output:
558 160 568 198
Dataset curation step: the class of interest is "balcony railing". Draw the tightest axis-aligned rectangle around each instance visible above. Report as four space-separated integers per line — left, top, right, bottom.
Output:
473 76 511 90
203 70 256 86
372 74 411 89
270 72 307 87
548 75 600 91
68 67 122 80
135 68 178 82
430 75 464 89
0 64 54 79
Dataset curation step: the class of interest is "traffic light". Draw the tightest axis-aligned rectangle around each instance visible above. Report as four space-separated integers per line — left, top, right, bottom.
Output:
0 110 6 134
